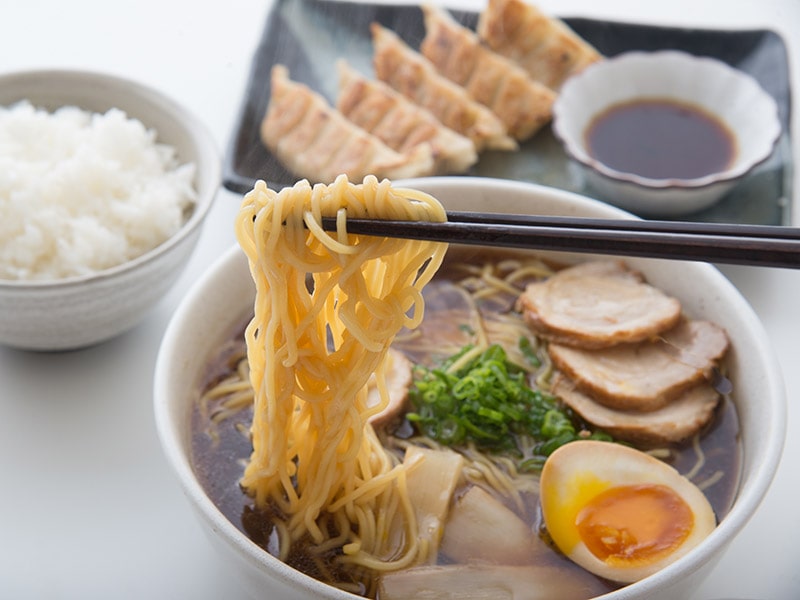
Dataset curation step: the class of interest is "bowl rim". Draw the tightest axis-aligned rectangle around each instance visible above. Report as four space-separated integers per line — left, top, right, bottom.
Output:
552 50 782 191
154 176 787 599
0 67 221 290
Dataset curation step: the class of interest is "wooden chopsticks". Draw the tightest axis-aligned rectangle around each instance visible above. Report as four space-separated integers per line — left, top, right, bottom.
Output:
319 211 800 269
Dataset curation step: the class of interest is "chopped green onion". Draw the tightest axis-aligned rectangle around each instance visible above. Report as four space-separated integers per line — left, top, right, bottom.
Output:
519 336 541 368
406 342 613 467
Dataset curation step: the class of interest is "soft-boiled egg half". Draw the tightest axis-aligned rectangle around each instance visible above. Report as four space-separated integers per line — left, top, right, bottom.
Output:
540 440 716 583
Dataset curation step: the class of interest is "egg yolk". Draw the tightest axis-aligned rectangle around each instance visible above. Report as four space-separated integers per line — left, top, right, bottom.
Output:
575 484 693 566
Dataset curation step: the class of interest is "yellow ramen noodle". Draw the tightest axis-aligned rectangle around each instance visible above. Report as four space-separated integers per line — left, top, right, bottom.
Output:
234 175 448 573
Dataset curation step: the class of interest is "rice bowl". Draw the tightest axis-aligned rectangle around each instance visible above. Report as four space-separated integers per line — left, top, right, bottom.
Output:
0 69 220 351
0 101 196 281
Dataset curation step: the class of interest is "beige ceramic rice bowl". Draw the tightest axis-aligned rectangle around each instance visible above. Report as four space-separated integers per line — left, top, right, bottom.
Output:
0 69 219 351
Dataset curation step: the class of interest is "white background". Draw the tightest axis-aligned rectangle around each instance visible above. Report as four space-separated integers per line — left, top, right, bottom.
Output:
0 1 798 598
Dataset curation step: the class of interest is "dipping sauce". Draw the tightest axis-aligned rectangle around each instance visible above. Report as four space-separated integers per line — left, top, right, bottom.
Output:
585 99 736 180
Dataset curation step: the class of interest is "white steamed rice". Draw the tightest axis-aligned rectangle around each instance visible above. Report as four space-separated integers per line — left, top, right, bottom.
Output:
0 100 197 281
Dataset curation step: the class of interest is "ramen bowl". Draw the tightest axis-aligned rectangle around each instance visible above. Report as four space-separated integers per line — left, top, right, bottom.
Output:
552 51 781 217
154 177 785 599
0 69 220 351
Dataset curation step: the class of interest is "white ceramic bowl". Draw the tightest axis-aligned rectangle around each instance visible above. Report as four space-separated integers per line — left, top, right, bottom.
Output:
552 51 781 217
154 177 785 600
0 69 220 351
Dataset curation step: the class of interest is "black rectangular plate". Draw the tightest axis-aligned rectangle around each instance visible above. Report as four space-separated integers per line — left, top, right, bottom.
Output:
224 0 793 225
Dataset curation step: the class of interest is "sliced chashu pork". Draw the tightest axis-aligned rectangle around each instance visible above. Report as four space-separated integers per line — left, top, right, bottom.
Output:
517 260 681 349
549 319 730 412
552 373 720 446
367 348 413 429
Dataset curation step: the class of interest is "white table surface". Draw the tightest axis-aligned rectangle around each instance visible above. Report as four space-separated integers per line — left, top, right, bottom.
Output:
1 1 798 598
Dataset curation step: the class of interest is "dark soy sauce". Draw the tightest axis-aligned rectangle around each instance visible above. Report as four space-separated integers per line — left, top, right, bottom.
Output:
585 99 736 180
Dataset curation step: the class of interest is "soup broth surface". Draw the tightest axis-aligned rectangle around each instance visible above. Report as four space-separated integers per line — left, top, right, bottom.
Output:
191 249 741 598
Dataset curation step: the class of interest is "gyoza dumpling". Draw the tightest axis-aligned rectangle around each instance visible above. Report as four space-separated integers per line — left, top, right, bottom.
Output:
420 4 555 141
371 23 517 152
260 65 434 184
477 0 602 90
336 60 478 174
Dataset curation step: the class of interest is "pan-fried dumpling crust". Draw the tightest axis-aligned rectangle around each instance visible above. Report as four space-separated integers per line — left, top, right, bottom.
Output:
420 4 555 141
336 60 478 174
371 23 517 152
477 0 602 90
260 65 434 183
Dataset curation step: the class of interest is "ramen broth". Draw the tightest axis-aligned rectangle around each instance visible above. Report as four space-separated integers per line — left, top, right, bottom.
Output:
191 249 741 597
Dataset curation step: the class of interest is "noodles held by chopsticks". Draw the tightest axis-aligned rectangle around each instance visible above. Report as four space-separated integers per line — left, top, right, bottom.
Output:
234 175 447 574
